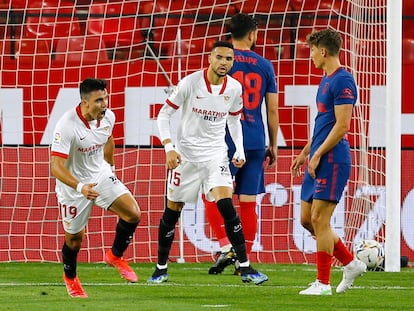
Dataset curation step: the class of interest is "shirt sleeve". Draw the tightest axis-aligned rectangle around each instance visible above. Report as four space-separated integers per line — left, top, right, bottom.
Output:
229 82 243 115
50 117 74 157
333 74 358 106
165 79 188 109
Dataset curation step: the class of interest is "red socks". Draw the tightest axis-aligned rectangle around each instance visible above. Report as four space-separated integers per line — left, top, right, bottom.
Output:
239 201 257 255
333 239 354 266
204 197 229 247
316 251 332 285
204 197 258 257
316 240 352 285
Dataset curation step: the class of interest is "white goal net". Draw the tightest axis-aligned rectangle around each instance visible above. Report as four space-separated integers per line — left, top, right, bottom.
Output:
0 0 409 265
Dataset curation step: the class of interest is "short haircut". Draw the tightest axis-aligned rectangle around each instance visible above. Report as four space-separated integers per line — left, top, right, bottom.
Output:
212 40 234 51
306 29 342 56
229 13 258 40
80 78 107 99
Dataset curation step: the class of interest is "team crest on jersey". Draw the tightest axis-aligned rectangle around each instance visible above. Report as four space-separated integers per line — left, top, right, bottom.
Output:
224 96 230 102
53 132 62 145
103 125 110 133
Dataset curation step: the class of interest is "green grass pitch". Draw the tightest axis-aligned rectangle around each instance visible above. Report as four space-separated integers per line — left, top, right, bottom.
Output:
0 262 413 311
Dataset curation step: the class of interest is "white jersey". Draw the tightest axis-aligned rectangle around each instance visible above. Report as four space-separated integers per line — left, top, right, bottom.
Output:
166 69 243 161
51 105 114 191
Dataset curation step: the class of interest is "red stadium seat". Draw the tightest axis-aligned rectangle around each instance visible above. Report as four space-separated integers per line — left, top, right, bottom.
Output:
187 0 237 17
403 0 414 15
237 0 291 13
0 37 50 64
54 35 109 65
0 1 9 38
295 40 309 59
86 2 143 49
290 0 349 31
167 37 215 57
403 38 414 64
403 20 414 39
24 1 81 52
10 0 28 9
139 0 195 56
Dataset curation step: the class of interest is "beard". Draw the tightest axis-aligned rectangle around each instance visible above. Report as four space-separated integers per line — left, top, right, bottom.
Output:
212 67 227 77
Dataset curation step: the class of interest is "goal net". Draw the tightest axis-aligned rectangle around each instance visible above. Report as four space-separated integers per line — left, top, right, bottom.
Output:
0 0 408 265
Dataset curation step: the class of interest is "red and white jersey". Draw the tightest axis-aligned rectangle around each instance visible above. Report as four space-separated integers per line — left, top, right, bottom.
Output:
166 69 243 161
51 105 114 186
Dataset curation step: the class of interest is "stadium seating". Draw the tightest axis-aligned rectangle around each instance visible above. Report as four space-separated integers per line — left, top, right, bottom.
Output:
187 0 237 17
54 35 109 65
236 0 291 13
0 0 8 38
23 1 81 52
139 0 195 56
86 1 143 54
0 37 50 64
403 0 414 39
404 0 414 15
290 0 349 32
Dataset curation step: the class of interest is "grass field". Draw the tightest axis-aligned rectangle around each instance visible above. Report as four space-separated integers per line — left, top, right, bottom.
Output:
0 262 413 311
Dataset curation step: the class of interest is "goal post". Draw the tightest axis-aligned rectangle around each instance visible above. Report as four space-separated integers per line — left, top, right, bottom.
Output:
0 0 409 267
385 0 402 272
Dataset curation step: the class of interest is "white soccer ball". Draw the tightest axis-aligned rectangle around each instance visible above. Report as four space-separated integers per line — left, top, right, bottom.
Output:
354 239 384 270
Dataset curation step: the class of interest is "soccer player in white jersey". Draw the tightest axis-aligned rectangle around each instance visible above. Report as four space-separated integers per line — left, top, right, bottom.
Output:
147 41 268 285
50 78 141 298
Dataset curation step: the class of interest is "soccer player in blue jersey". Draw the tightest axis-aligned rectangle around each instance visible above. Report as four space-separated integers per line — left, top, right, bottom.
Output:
290 29 366 295
205 13 279 275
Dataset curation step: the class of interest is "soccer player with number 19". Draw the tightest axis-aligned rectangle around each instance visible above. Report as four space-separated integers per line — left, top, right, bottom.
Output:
50 78 141 298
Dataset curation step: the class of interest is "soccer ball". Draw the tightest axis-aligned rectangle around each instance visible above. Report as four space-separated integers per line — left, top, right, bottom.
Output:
354 239 385 270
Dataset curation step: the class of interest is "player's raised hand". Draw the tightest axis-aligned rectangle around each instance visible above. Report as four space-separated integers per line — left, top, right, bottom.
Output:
166 150 181 169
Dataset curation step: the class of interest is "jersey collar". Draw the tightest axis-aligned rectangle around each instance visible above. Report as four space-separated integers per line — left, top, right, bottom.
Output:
203 69 227 95
76 104 101 129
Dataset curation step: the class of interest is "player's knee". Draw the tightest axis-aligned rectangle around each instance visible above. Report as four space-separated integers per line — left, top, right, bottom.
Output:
65 234 83 251
119 203 140 223
161 207 181 227
167 200 184 212
301 221 314 235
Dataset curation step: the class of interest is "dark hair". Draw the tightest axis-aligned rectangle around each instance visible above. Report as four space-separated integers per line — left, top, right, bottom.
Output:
306 29 342 56
229 13 258 40
80 78 107 99
212 40 234 51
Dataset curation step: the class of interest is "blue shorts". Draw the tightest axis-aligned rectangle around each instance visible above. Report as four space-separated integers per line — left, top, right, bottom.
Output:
230 149 266 195
301 158 351 203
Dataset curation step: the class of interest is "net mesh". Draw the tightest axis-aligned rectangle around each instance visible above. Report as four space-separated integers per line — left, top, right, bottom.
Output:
0 0 400 264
